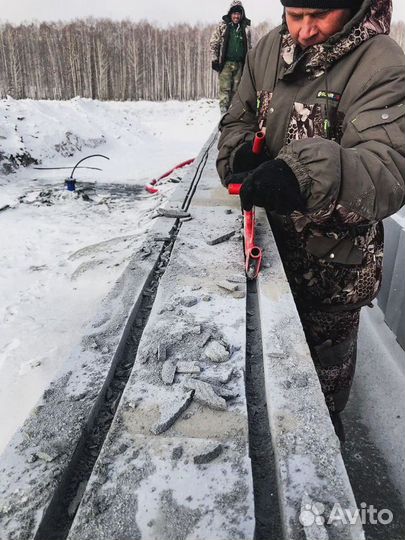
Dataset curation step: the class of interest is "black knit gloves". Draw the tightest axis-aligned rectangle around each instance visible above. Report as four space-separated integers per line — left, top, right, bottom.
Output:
232 141 269 175
228 159 306 214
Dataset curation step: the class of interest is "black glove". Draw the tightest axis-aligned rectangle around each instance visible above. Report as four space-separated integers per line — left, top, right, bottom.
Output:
212 61 221 72
229 159 306 214
232 141 269 175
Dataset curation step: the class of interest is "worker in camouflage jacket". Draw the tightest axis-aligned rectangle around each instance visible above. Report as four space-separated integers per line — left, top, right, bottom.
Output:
217 0 405 442
210 1 252 113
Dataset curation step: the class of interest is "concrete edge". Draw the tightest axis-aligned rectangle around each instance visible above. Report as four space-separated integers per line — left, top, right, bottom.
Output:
255 208 365 540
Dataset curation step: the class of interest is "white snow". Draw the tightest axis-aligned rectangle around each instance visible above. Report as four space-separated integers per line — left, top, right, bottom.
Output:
0 97 219 454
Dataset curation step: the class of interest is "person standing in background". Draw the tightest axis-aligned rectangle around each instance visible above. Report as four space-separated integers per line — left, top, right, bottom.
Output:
210 1 252 114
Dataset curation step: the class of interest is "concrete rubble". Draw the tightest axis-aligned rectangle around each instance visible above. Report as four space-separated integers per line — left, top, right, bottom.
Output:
183 379 227 411
151 391 195 435
0 131 365 540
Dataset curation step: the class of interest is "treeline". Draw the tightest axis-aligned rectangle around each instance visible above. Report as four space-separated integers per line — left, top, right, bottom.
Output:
1 19 404 102
0 19 271 101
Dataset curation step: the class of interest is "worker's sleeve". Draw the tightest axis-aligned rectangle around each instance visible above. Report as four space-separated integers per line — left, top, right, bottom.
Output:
209 24 222 62
216 48 259 185
277 64 405 224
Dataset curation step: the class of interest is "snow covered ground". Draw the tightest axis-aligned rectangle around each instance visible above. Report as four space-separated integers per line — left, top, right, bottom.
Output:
0 97 219 454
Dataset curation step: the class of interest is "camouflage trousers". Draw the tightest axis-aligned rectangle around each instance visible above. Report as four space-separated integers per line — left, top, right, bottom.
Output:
298 307 360 413
270 216 366 413
219 61 243 114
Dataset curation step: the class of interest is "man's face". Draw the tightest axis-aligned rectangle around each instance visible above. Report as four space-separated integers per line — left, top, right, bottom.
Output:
285 8 352 48
231 11 242 24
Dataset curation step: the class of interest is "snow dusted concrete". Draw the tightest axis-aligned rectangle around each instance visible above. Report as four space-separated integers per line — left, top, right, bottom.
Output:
67 138 256 540
255 213 365 540
0 232 172 539
0 135 218 540
68 138 363 540
0 130 364 540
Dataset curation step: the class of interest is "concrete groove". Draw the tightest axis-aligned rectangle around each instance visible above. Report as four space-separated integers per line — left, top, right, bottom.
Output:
31 137 217 540
33 234 177 540
245 279 283 539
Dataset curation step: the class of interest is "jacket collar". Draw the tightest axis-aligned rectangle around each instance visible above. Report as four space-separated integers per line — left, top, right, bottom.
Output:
280 0 392 78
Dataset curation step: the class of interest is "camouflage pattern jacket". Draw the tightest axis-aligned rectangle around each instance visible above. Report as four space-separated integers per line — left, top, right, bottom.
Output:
217 0 405 312
209 0 252 70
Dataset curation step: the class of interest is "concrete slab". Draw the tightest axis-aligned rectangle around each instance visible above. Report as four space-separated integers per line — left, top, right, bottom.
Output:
67 138 256 540
256 209 365 540
68 434 253 540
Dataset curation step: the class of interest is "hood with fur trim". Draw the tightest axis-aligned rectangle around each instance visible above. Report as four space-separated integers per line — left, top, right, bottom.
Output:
223 0 251 25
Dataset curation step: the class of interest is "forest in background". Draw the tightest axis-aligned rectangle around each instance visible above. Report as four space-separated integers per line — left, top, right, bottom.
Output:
0 19 404 101
0 19 270 101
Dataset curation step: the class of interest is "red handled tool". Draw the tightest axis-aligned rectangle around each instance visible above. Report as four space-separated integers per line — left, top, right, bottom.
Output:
228 130 265 280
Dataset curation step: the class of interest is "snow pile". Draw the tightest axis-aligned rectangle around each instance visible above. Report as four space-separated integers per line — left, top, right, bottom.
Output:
0 98 220 454
0 97 219 180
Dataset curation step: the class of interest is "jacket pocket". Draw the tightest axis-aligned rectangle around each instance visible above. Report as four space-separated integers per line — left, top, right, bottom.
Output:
351 103 405 152
305 236 363 265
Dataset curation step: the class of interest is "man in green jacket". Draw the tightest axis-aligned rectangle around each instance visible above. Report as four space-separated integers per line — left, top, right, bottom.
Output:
210 1 252 114
217 0 405 441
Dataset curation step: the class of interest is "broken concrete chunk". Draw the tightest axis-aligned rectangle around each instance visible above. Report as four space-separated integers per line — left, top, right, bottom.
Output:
36 451 59 463
176 362 201 374
205 340 229 363
216 280 238 293
157 207 190 219
211 384 239 401
183 379 227 411
226 276 245 284
181 296 198 308
232 291 246 299
193 444 223 464
206 230 236 246
151 391 194 435
199 367 235 385
161 360 177 385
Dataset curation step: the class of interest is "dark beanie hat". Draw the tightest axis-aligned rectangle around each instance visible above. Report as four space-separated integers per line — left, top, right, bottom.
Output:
281 0 360 7
230 5 243 13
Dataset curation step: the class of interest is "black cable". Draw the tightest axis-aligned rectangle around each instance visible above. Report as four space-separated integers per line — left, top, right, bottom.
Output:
70 154 110 179
33 166 102 171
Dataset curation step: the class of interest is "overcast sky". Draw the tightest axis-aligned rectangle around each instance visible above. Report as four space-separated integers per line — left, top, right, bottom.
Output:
0 0 404 26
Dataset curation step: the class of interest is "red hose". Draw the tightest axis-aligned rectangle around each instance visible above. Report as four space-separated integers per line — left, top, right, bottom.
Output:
145 158 195 194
